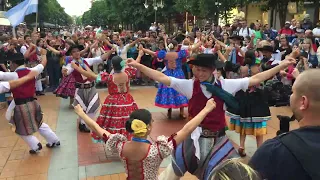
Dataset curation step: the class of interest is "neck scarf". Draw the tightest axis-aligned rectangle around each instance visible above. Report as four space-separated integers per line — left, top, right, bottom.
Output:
201 78 239 112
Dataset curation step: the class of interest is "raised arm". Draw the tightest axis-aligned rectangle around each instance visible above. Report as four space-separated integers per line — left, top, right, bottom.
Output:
127 58 171 86
141 48 157 57
174 99 216 144
249 57 296 87
136 50 144 64
24 43 36 59
71 62 98 80
46 44 61 55
100 48 115 61
0 70 40 93
39 48 48 67
74 104 110 138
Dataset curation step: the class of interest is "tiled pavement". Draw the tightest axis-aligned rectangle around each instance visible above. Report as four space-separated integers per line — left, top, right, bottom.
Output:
0 87 297 180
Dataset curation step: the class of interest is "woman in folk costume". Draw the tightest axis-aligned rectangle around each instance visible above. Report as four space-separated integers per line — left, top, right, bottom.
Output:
126 53 296 180
47 40 85 108
0 50 60 154
63 45 113 133
73 97 216 180
54 55 76 108
141 40 189 119
92 53 143 142
226 50 271 157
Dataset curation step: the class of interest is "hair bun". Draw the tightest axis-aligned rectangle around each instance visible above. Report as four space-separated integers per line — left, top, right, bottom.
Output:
168 43 174 49
125 119 134 133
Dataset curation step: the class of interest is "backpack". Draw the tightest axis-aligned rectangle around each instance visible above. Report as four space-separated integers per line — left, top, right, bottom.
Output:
279 131 320 179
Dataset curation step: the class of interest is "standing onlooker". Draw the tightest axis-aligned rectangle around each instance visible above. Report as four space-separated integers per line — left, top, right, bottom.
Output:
249 69 320 180
301 14 313 30
238 20 254 38
279 21 295 37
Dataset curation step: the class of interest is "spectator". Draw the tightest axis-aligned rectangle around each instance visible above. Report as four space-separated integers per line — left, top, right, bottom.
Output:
238 20 254 38
249 69 320 180
302 14 313 30
279 21 295 37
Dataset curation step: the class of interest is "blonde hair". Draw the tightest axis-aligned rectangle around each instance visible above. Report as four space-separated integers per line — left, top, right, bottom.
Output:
210 158 261 180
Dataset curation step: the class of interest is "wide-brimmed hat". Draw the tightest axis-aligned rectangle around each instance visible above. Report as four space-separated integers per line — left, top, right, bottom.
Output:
257 45 274 53
187 54 219 68
111 56 125 73
6 52 25 62
66 44 84 56
0 50 7 63
229 34 244 41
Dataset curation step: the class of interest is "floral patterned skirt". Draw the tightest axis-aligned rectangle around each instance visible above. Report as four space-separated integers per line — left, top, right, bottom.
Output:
155 68 188 108
92 93 138 142
54 74 76 99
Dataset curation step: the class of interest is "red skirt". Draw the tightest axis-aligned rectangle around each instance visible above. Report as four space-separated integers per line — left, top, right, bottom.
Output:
92 93 138 141
54 74 76 99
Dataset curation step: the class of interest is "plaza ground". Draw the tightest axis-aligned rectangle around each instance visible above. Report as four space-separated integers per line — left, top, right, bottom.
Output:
0 87 297 180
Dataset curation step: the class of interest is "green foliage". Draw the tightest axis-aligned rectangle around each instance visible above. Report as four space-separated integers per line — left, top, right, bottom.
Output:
81 0 260 30
5 0 73 26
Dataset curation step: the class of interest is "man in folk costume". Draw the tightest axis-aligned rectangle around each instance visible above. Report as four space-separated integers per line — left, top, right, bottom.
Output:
0 50 60 154
126 53 296 180
63 45 114 133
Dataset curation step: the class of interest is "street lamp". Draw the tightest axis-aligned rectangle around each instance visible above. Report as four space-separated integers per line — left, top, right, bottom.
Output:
214 1 222 25
144 0 164 23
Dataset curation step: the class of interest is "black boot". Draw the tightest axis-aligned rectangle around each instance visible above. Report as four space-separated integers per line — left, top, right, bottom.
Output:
46 141 61 148
29 143 43 154
79 123 90 133
277 115 291 136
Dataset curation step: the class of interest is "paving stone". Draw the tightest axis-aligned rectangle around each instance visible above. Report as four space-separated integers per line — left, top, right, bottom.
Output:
48 167 78 180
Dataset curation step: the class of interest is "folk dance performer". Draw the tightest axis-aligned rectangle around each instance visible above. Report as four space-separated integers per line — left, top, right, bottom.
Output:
126 52 296 180
63 45 113 132
0 50 60 154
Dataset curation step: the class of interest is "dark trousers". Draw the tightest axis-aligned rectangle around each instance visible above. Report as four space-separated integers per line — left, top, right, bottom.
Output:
47 61 61 89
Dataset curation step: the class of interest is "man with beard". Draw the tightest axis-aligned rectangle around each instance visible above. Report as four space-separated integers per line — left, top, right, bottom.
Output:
249 69 320 180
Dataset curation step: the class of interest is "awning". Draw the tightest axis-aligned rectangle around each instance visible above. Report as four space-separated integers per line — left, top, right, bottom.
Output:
0 11 11 26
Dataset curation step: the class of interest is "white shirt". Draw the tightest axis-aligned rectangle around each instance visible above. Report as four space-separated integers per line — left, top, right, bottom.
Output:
64 57 103 83
0 82 10 94
113 44 130 60
0 64 44 82
312 28 320 36
238 27 254 38
91 47 104 58
169 77 249 100
20 45 28 55
272 50 282 61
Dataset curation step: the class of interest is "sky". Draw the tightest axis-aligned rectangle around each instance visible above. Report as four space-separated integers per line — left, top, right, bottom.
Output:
57 0 92 16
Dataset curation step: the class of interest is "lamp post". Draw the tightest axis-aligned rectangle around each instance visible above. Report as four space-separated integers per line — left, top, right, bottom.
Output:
144 0 164 23
214 1 222 25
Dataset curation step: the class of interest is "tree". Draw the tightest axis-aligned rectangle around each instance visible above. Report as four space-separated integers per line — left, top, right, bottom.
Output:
5 0 73 27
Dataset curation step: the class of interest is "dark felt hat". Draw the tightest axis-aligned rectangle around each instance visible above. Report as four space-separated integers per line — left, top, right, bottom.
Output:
229 34 244 41
187 54 219 68
111 56 124 73
6 52 25 62
0 49 7 63
66 44 84 56
257 45 274 53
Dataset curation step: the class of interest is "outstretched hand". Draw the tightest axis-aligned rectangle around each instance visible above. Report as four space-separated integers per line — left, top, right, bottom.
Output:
74 104 84 116
26 70 40 80
280 57 296 68
126 58 139 67
204 98 216 113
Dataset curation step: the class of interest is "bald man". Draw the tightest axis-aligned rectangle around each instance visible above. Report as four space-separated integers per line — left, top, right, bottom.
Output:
249 69 320 180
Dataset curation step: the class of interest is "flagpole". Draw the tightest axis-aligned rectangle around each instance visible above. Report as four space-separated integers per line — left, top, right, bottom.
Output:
35 3 38 31
12 27 16 38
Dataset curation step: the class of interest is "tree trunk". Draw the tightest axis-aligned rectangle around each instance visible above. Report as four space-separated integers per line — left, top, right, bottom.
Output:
314 0 319 24
270 8 274 28
278 1 288 28
224 10 228 25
